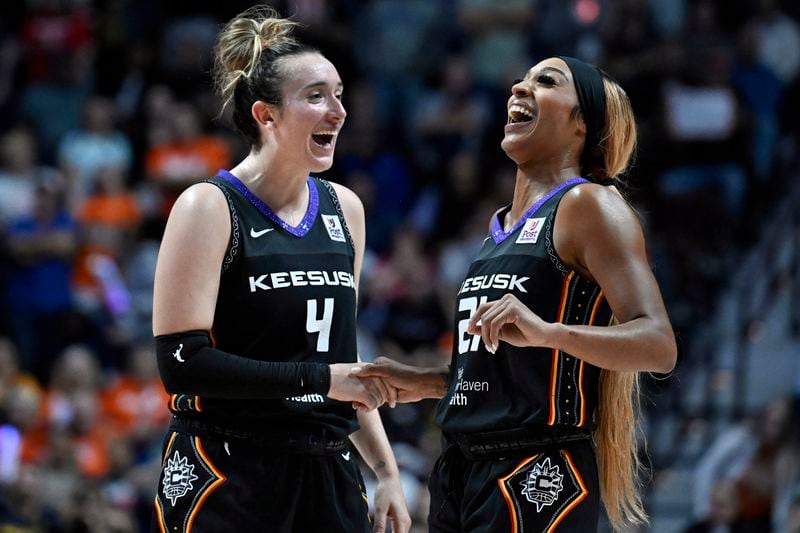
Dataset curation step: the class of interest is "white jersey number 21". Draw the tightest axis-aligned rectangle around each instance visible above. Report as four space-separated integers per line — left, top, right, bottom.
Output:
457 296 487 354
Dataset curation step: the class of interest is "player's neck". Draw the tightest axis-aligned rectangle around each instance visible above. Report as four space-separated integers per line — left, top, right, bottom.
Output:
505 167 578 231
230 151 311 216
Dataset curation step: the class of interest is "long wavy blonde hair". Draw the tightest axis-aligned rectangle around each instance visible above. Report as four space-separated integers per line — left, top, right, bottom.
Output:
593 77 648 531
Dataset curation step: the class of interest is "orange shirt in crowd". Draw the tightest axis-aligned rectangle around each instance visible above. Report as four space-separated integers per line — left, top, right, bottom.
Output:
145 136 230 184
73 193 141 290
145 136 231 217
101 375 170 435
21 390 112 478
79 194 141 228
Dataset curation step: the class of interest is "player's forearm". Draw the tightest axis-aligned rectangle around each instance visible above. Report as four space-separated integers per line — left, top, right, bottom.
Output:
546 317 676 373
350 409 400 480
155 330 331 399
417 366 450 399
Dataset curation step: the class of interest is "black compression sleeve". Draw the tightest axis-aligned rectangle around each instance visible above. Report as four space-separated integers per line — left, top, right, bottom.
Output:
155 331 331 399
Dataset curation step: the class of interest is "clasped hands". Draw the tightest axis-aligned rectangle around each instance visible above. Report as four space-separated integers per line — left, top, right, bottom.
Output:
328 357 426 411
327 294 549 410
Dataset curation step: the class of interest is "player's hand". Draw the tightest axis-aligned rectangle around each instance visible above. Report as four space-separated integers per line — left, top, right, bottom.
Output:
328 363 389 410
466 293 552 353
351 357 431 404
372 474 411 533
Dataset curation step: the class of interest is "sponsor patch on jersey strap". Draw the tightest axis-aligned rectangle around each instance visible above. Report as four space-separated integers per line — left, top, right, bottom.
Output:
516 217 546 244
321 214 346 242
498 451 588 533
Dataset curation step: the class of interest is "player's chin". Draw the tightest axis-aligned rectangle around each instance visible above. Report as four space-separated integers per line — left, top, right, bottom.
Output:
307 149 336 172
308 157 334 173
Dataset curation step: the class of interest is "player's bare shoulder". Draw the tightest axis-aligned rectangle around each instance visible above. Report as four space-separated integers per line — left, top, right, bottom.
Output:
555 182 643 273
161 182 232 257
171 182 230 221
559 183 640 240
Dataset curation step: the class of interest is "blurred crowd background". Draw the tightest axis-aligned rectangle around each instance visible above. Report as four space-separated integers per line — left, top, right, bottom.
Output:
0 0 799 531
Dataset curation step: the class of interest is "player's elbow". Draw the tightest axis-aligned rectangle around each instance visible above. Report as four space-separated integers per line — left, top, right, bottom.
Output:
652 331 677 374
156 355 186 395
155 330 211 395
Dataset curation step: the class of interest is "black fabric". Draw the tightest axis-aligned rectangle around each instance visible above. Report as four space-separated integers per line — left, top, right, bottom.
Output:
198 173 359 439
428 439 600 533
155 330 331 399
447 426 592 461
152 430 371 533
435 179 609 434
558 56 607 179
168 416 349 453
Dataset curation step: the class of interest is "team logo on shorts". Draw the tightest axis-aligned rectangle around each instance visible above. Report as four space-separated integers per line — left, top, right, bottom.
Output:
516 217 546 244
322 214 346 242
520 457 564 511
162 451 199 505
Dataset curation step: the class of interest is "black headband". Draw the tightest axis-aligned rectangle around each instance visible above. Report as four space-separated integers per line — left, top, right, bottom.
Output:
558 56 607 179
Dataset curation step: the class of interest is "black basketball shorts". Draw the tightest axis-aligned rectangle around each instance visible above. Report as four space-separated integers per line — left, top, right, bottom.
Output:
428 439 600 532
151 430 371 533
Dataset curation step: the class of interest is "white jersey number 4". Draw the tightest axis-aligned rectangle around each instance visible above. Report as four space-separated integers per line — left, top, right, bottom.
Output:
306 298 334 352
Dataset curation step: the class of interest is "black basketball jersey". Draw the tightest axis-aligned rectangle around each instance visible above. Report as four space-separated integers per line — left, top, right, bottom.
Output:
168 169 359 439
435 178 613 435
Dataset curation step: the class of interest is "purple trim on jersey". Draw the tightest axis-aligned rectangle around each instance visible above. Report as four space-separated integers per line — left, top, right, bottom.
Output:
215 169 319 238
490 177 589 244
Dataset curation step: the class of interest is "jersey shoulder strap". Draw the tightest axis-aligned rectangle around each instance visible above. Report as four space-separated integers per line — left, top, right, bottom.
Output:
206 178 241 272
315 177 355 253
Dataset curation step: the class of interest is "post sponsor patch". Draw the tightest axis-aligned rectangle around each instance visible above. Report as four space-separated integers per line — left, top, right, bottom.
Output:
322 214 346 242
516 217 546 244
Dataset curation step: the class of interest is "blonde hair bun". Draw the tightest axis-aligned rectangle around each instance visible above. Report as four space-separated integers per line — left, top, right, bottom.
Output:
213 5 298 111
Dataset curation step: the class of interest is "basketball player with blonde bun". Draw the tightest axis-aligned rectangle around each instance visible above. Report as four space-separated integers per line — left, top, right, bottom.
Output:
151 7 409 533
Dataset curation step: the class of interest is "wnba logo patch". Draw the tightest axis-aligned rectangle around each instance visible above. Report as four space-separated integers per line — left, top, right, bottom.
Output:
516 217 546 244
163 451 199 505
520 457 564 511
322 214 346 242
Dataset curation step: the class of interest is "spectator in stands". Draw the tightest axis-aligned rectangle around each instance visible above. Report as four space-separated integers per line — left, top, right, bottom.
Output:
457 0 535 90
0 126 55 226
786 484 800 533
58 97 133 211
144 102 230 186
72 164 141 342
144 102 230 217
101 344 169 446
412 55 490 177
693 396 795 531
4 176 76 377
685 479 749 533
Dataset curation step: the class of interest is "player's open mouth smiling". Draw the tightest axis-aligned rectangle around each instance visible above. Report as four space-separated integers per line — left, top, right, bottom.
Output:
312 130 337 148
507 104 536 127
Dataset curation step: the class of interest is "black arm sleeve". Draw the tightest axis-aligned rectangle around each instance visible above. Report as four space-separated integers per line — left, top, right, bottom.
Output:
155 330 331 399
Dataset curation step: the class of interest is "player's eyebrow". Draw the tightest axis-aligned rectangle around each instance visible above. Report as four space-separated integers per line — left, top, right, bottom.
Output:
524 66 568 81
302 81 344 90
